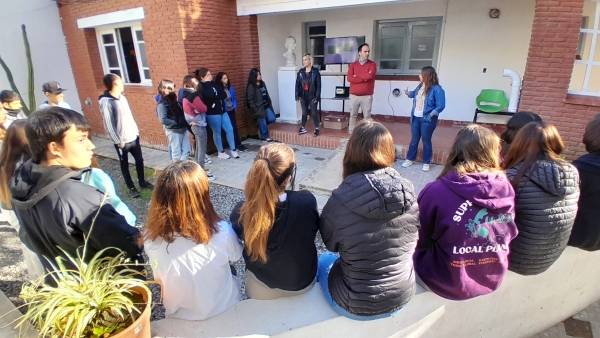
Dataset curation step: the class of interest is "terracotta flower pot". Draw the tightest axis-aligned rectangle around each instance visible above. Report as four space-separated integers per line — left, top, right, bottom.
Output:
111 286 151 338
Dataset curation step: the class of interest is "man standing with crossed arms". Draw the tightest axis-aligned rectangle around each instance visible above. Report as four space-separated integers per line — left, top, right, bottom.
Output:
347 43 377 134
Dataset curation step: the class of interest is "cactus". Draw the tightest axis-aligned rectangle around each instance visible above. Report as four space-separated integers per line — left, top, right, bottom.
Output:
0 24 35 115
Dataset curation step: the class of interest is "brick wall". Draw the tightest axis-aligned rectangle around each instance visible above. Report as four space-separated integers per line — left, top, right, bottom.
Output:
520 0 598 160
58 0 260 149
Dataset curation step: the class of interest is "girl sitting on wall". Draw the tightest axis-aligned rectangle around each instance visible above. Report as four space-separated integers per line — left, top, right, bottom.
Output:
414 124 518 300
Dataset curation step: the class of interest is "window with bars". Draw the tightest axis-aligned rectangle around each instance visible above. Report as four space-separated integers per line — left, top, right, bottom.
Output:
96 24 151 85
375 18 442 75
569 0 600 97
304 22 326 70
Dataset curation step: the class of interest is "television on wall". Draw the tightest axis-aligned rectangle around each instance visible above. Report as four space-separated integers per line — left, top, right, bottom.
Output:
324 36 366 64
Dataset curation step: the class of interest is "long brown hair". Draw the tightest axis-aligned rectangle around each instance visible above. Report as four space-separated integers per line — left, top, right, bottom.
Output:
240 143 296 263
502 122 565 187
438 124 502 179
420 66 439 96
343 120 395 179
141 161 221 245
0 120 31 208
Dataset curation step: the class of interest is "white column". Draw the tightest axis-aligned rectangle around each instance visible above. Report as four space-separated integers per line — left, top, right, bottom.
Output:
277 66 301 124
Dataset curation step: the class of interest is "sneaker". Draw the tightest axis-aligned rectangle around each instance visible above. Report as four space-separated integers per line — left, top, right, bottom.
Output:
129 187 141 198
299 127 307 135
206 173 216 181
205 154 212 164
263 138 273 143
238 144 249 152
139 181 154 190
314 129 320 137
218 152 230 159
231 150 240 159
401 160 413 168
206 169 213 176
422 164 430 172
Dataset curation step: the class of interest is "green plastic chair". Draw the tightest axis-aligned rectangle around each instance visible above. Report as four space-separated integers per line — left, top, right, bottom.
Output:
476 89 509 113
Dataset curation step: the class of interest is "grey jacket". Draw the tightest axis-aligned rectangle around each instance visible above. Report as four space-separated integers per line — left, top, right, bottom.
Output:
320 167 419 316
506 160 580 275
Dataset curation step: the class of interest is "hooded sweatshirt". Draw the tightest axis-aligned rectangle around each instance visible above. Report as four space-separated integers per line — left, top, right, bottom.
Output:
9 159 144 279
181 88 207 127
230 190 319 291
98 91 139 145
506 160 580 275
320 168 420 316
3 109 27 129
569 153 600 251
414 171 517 301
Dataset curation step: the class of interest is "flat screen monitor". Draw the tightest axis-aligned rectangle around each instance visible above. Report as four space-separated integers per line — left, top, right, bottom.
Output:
324 36 366 65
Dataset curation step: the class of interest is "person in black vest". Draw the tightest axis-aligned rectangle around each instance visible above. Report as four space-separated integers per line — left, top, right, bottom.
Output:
319 121 419 320
569 115 600 251
157 79 191 162
295 54 322 137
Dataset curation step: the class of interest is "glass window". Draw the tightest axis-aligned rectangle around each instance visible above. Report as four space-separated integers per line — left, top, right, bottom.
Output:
570 0 600 96
305 22 326 70
375 18 442 75
97 24 151 85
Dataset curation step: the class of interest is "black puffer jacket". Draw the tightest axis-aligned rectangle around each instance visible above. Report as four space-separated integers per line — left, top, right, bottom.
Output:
506 160 579 275
569 153 600 251
320 167 419 316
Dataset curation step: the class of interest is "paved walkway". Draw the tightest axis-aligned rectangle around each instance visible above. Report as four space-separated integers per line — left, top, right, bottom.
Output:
530 300 600 337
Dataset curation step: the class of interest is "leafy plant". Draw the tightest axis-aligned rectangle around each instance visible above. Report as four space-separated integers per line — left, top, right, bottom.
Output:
1 194 150 337
0 24 36 115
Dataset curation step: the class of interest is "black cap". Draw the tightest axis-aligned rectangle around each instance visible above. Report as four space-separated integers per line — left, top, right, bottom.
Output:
42 81 66 94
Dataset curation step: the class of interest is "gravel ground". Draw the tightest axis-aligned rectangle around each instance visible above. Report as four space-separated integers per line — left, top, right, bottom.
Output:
0 156 326 322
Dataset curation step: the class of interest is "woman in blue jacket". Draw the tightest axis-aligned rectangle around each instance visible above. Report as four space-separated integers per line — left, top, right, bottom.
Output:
402 66 446 172
216 72 248 152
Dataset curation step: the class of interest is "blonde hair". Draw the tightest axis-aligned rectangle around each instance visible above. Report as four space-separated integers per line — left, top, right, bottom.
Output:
438 124 502 179
239 144 296 262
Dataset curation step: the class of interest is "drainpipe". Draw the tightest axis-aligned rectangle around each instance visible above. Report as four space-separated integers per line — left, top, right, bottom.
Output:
503 69 521 113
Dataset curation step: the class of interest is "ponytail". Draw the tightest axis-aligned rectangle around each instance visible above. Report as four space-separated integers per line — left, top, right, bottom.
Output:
239 144 296 263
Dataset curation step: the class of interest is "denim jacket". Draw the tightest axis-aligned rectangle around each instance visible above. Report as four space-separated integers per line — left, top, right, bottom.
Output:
408 84 445 123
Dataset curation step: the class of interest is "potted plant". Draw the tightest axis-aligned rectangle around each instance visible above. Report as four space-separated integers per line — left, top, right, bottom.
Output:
3 197 152 337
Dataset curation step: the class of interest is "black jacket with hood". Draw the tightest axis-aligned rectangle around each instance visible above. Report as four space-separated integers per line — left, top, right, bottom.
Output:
230 190 319 291
200 81 227 116
569 153 600 251
320 167 420 317
156 98 188 130
246 82 273 119
505 160 579 275
295 66 322 101
9 160 144 277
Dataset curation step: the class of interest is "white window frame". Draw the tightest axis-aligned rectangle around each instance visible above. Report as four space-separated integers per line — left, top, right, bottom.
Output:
96 23 152 86
570 1 600 97
304 21 326 70
375 17 443 75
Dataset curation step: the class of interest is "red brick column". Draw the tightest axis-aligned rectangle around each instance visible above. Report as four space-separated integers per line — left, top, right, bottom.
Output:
237 15 261 136
520 0 597 159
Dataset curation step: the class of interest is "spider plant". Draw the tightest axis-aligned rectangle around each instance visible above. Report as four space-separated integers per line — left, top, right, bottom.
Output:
2 193 150 337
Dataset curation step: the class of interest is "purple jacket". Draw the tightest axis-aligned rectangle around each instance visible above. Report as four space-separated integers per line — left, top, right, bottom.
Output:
414 171 518 301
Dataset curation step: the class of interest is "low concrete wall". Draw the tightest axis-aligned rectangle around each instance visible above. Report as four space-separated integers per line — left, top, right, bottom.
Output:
151 247 600 338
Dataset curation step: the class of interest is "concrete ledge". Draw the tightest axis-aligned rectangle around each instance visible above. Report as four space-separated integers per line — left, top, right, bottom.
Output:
151 247 600 338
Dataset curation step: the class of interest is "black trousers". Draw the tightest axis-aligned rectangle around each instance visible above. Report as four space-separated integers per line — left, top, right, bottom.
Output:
226 108 242 148
114 137 146 189
300 97 319 129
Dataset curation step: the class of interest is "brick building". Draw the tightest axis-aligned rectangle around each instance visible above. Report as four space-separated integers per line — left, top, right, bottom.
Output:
57 0 259 150
56 0 599 159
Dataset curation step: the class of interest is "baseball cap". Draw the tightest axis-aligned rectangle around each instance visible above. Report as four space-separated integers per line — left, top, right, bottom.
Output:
42 81 66 94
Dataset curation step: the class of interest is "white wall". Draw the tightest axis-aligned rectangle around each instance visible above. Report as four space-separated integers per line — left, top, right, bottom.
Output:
258 0 535 122
0 0 81 113
238 0 405 16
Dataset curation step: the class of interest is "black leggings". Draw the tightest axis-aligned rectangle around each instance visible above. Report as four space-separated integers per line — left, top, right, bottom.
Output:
299 97 319 129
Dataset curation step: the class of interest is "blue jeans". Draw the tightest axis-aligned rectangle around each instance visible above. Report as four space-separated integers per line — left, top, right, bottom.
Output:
165 128 191 162
407 116 439 164
317 253 403 321
206 114 236 153
257 107 277 139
